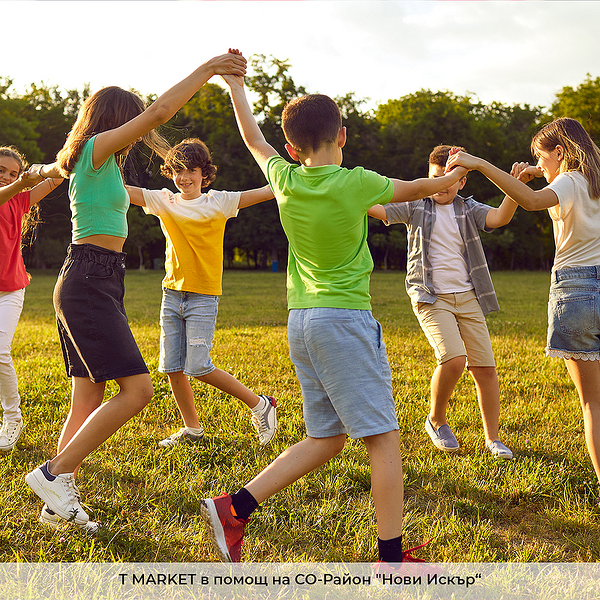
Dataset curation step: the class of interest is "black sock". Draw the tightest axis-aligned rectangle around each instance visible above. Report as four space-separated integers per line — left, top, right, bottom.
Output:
378 535 403 563
231 487 259 521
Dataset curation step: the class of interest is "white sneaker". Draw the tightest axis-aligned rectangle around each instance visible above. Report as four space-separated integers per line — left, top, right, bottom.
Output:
158 426 204 448
39 504 99 534
0 419 25 452
25 463 89 525
251 395 277 445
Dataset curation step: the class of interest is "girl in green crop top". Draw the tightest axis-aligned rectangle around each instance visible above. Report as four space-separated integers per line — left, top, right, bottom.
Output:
24 51 248 531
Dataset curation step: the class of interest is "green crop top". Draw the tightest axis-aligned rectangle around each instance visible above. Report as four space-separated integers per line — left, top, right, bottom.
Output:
69 136 129 240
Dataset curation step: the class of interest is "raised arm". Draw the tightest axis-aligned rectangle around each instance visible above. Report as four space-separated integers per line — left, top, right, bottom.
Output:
222 71 278 176
238 185 274 209
92 53 247 169
484 162 534 228
446 151 558 211
389 166 468 204
0 167 61 207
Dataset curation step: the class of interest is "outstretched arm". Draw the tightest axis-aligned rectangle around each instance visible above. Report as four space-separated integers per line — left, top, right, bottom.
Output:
367 204 387 221
222 67 278 175
389 166 468 204
125 186 146 207
238 185 274 208
0 167 61 207
446 151 558 211
92 52 247 170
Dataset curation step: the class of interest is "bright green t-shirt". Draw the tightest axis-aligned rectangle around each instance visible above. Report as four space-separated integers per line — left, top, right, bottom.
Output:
267 155 394 310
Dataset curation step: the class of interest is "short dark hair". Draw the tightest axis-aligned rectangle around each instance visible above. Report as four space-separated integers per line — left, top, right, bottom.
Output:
428 144 466 168
160 138 218 186
281 94 342 154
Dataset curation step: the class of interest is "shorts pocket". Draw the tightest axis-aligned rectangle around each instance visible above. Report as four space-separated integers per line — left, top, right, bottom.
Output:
552 294 595 334
84 262 115 279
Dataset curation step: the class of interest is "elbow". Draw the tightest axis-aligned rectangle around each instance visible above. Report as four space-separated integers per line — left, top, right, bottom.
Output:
146 103 172 127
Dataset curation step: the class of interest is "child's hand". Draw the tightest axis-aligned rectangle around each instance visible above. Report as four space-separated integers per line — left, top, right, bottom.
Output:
206 51 247 78
221 49 245 88
20 165 44 186
445 150 479 173
510 161 542 183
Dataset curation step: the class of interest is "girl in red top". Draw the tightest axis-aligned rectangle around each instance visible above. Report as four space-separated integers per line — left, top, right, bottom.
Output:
0 146 62 452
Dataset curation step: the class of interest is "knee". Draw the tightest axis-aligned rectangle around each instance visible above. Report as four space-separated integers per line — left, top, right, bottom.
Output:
440 356 466 378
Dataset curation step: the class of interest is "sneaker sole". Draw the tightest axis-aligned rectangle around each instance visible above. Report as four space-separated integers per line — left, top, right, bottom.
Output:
200 499 232 562
25 470 89 525
39 511 100 534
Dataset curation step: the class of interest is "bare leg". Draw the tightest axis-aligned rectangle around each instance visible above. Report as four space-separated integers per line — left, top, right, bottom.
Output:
245 435 346 504
363 430 403 540
469 366 501 445
167 371 201 429
56 377 106 476
564 358 600 483
429 356 465 430
196 368 260 409
167 368 262 430
49 373 153 475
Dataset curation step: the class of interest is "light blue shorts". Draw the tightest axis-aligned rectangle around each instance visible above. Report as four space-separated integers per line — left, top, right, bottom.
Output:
547 266 600 361
288 308 398 439
159 288 218 377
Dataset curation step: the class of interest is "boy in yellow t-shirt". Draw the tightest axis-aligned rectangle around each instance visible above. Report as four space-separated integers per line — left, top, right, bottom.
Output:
127 138 277 447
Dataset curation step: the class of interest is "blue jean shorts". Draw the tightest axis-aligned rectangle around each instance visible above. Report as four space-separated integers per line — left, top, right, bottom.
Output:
159 288 218 377
547 266 600 361
287 308 398 439
53 244 149 383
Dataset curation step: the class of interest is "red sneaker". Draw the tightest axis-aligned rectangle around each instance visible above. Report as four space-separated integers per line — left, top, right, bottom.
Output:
200 494 249 562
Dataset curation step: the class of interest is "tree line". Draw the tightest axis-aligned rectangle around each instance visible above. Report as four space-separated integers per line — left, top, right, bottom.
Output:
3 57 600 272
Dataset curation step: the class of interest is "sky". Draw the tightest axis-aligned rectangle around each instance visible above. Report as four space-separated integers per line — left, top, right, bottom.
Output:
5 1 600 112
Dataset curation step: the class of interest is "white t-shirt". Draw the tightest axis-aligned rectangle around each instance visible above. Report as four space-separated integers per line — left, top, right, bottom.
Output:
429 203 473 293
142 188 240 295
547 171 600 271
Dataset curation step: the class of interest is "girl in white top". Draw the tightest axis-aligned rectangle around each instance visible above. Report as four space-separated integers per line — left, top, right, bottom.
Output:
447 117 600 491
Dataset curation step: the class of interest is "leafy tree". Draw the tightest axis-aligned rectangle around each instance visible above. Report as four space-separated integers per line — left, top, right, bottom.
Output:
550 74 600 142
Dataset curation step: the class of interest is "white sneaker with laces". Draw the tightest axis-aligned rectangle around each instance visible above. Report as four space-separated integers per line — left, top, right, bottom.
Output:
25 462 89 525
158 426 205 448
39 504 99 534
0 419 25 452
251 395 277 445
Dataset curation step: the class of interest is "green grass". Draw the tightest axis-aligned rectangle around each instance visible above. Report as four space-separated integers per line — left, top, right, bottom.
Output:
3 269 599 563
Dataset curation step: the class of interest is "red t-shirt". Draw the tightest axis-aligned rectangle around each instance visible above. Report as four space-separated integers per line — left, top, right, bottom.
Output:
0 191 32 292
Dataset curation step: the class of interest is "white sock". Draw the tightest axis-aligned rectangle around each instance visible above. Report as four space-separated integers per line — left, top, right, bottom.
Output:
251 396 267 413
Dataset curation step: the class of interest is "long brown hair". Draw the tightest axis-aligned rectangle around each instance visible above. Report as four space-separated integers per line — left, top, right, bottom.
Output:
56 86 171 176
531 117 600 200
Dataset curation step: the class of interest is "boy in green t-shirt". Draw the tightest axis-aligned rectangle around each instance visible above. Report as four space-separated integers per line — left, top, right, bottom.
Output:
200 50 467 564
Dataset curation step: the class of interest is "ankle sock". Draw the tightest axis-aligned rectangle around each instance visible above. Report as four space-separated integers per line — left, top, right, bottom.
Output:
184 426 204 434
251 396 267 413
231 487 259 521
378 535 403 563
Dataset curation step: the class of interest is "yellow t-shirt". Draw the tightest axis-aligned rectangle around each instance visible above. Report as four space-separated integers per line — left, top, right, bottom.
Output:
142 188 240 295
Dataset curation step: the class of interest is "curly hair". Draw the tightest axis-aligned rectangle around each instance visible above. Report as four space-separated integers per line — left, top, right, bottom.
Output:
160 138 218 187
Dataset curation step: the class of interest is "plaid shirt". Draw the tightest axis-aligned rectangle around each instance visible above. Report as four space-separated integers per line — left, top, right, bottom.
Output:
383 194 500 315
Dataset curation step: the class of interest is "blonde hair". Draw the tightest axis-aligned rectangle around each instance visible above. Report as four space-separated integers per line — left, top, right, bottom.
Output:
56 86 171 176
532 117 600 200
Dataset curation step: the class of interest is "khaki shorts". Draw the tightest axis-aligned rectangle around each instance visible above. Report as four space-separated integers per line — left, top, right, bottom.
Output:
412 290 496 367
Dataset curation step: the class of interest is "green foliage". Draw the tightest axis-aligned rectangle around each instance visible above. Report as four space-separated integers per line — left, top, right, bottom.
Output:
3 62 599 272
6 270 600 562
551 74 600 142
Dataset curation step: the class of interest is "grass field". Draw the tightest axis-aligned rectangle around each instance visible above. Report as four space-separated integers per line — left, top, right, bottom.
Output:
2 269 599 563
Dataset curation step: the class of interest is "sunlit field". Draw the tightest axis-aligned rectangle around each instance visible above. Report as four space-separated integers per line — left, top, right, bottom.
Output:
2 269 599 563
